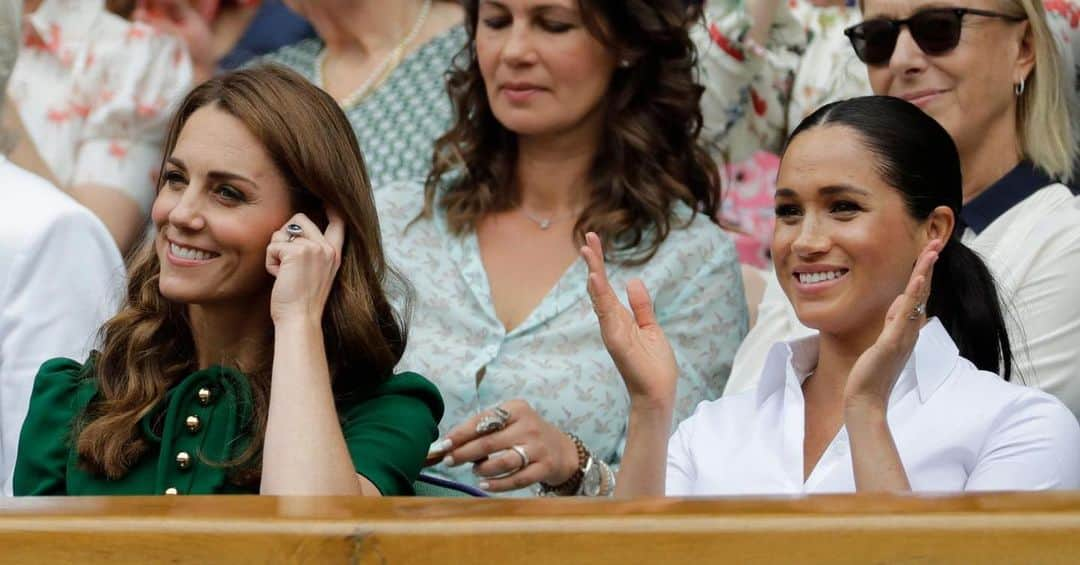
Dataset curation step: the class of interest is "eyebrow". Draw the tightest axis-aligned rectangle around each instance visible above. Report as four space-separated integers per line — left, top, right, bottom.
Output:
775 185 871 198
481 0 574 14
166 157 257 187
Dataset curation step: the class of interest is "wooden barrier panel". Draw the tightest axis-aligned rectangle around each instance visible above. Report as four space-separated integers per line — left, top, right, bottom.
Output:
1 492 1079 564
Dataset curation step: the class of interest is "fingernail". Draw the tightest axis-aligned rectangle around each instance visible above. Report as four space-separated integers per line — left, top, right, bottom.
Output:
478 481 490 490
427 438 452 456
442 454 456 467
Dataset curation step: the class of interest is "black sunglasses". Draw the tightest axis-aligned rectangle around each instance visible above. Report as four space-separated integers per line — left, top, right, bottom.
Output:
844 8 1026 66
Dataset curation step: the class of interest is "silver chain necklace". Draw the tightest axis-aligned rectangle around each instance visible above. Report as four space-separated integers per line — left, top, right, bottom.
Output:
519 207 578 230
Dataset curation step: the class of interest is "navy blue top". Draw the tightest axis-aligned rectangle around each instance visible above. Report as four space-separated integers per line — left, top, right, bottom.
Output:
959 161 1077 235
218 1 315 71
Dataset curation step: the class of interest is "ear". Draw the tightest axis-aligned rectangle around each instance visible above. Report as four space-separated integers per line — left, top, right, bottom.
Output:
923 205 955 245
1014 21 1036 85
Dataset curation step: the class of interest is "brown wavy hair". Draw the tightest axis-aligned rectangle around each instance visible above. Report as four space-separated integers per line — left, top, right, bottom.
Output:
76 65 410 484
423 0 720 264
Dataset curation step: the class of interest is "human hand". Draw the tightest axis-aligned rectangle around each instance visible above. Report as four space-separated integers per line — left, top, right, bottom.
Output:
844 239 943 413
134 0 215 76
266 209 344 324
426 400 581 493
581 232 678 409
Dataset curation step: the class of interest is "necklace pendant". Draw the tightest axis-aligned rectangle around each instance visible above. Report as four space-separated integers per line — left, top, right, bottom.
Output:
539 219 551 230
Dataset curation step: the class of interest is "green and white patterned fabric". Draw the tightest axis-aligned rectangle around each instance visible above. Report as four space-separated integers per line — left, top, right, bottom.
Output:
260 25 466 189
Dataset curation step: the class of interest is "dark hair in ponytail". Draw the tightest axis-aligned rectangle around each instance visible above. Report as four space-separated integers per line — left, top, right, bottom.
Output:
787 96 1013 380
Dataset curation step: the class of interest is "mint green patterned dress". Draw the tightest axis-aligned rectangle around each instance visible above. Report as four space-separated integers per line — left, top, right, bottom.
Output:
260 25 466 188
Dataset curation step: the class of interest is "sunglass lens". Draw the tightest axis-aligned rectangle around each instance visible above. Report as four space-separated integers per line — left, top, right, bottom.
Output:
850 20 898 65
909 10 963 55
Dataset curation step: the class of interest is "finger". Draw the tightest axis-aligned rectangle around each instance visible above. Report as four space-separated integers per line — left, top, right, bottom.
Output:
479 463 547 493
282 213 323 243
265 241 287 277
582 234 623 319
323 206 346 262
471 447 530 479
626 278 659 329
443 425 520 468
439 402 523 464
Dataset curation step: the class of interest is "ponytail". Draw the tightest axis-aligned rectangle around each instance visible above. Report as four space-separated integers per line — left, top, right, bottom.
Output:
789 97 1015 379
928 238 1013 380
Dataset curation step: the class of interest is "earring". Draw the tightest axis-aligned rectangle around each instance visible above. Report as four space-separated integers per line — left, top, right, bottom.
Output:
1014 77 1026 97
619 59 632 68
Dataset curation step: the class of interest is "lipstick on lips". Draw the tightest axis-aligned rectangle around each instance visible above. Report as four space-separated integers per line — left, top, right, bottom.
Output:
500 81 544 103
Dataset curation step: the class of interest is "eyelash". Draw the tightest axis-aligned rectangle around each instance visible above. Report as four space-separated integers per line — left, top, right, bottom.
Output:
774 201 864 219
161 170 246 203
480 16 574 33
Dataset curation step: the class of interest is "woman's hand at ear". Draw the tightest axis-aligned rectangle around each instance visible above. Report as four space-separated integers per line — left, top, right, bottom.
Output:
266 208 345 324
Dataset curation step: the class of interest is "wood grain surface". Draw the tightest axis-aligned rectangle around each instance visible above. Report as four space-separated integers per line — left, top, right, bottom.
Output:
1 492 1078 564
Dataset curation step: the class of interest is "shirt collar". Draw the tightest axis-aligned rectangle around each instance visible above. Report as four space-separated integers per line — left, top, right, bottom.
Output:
756 317 960 406
959 161 1064 235
25 0 104 48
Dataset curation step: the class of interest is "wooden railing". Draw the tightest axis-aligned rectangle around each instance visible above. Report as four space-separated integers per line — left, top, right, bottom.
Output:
1 492 1078 564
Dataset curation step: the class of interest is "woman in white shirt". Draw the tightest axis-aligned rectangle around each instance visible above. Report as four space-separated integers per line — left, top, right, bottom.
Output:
585 96 1080 495
727 0 1080 424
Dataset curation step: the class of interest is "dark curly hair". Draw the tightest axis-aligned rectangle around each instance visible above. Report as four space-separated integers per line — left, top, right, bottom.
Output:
422 0 720 264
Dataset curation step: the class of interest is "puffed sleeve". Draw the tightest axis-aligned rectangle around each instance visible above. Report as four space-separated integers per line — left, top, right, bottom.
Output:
965 390 1080 491
339 372 444 496
13 358 96 496
71 21 193 213
693 0 807 162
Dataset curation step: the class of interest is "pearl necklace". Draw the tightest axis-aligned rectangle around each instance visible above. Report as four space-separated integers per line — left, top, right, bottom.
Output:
314 0 432 109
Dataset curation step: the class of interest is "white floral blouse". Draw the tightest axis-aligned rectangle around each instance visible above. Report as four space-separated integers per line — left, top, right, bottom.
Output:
695 0 871 163
375 180 749 496
6 0 193 214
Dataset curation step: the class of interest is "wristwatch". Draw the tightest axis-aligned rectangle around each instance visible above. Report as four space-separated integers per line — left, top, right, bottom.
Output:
580 455 603 496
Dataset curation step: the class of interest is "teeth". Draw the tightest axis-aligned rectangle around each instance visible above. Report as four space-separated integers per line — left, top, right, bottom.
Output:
798 271 846 284
170 243 214 261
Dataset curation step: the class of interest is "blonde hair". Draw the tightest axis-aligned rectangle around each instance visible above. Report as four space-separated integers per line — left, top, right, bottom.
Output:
1003 0 1078 182
857 0 1078 182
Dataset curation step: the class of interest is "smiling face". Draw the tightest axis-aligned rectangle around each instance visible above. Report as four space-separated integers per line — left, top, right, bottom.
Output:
475 0 618 139
861 0 1032 158
772 125 927 337
151 104 295 308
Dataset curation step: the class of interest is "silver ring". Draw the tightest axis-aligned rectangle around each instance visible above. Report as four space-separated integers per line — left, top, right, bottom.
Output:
510 445 529 470
908 302 926 321
475 406 511 435
285 223 303 242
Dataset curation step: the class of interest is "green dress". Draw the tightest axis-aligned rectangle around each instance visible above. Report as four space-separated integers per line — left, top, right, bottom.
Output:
13 358 443 496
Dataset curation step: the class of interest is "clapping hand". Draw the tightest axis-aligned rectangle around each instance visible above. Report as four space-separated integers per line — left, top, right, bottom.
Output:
580 232 678 408
845 239 943 412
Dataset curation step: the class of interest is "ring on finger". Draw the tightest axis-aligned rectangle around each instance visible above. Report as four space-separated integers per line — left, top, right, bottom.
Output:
285 223 304 242
475 406 511 435
908 302 926 321
510 444 529 470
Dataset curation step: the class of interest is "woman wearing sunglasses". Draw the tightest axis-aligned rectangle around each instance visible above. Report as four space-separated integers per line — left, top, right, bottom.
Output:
726 0 1080 424
586 96 1080 495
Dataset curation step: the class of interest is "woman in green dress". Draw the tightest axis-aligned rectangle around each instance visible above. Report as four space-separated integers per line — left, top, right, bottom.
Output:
13 65 443 496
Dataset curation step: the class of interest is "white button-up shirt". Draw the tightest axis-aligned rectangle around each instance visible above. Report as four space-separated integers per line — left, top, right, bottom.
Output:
667 318 1080 495
0 156 125 495
726 181 1080 423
